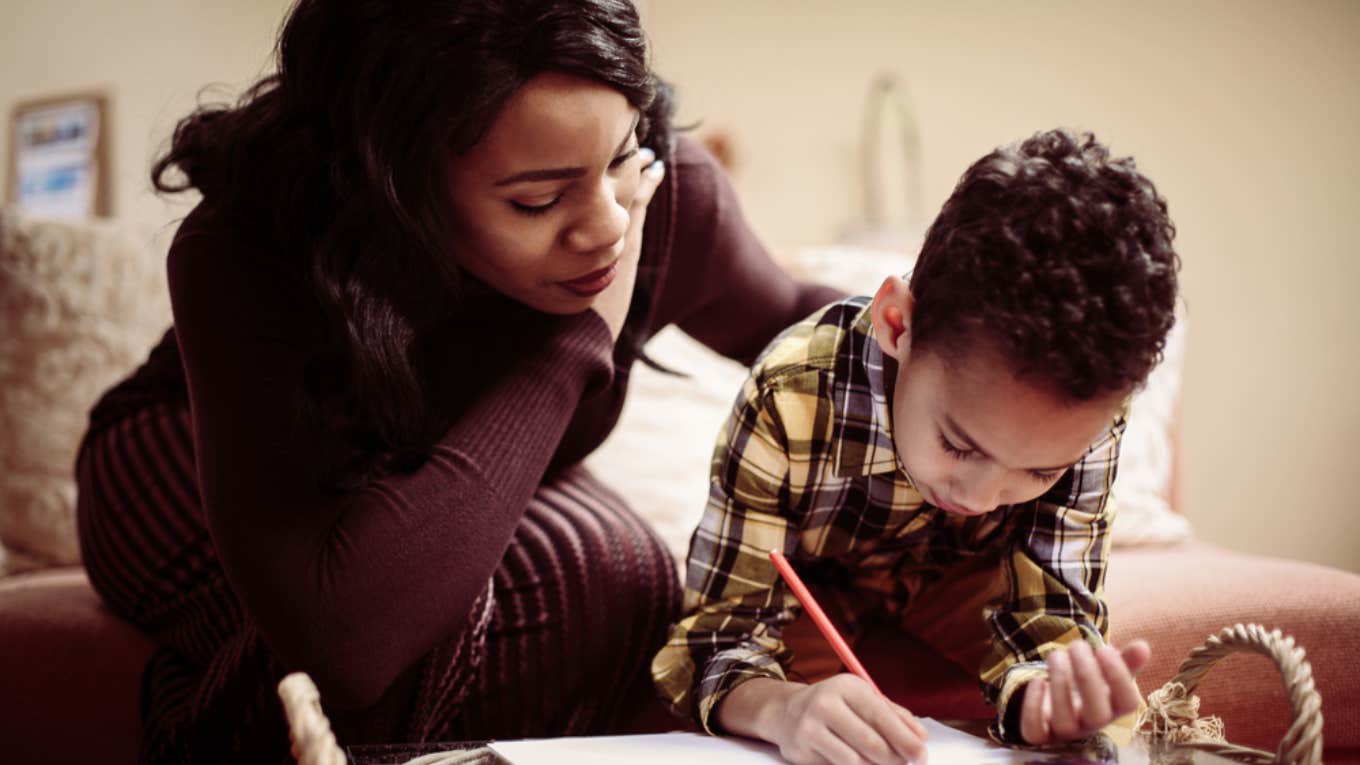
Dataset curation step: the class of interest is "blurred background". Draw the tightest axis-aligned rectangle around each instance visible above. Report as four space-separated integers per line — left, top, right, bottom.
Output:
2 0 1356 573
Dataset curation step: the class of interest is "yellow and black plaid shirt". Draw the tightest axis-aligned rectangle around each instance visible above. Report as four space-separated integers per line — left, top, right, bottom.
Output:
651 296 1124 743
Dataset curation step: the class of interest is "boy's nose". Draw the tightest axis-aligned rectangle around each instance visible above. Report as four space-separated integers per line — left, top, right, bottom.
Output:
953 464 1007 514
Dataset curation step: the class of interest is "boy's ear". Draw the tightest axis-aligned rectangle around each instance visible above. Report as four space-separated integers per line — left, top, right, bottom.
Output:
871 275 915 361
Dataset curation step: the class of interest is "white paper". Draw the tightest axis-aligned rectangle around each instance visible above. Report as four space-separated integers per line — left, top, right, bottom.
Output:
489 719 1072 765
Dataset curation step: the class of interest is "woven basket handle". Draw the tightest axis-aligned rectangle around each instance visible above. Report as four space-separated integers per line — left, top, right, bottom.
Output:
278 672 347 765
1138 623 1323 764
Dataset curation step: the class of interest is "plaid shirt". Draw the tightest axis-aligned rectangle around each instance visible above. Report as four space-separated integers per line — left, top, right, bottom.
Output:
651 296 1124 743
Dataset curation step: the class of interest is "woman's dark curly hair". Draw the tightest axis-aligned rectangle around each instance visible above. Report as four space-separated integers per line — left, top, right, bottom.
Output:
909 128 1180 400
152 0 674 486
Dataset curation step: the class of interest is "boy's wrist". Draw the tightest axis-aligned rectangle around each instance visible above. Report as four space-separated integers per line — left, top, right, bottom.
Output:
714 676 804 742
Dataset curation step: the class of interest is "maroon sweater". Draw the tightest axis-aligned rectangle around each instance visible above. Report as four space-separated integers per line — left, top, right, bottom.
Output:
94 137 840 710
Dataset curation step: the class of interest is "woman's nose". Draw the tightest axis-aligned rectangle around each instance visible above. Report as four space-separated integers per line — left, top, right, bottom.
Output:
564 180 628 256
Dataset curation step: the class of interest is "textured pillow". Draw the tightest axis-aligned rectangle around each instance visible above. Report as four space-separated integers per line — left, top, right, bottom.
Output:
0 208 171 575
589 244 1190 561
1110 313 1191 545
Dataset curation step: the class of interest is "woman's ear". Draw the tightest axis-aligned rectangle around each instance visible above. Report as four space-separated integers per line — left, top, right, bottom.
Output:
871 275 914 361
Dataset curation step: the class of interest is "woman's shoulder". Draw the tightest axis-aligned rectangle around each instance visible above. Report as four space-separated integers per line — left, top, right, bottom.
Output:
167 202 307 306
669 134 727 206
166 200 323 349
168 202 276 278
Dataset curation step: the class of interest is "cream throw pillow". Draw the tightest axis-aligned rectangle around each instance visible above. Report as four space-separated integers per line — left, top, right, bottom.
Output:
0 208 171 575
588 245 1190 561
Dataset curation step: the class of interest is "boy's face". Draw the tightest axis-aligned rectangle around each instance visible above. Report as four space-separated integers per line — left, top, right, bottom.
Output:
872 276 1126 516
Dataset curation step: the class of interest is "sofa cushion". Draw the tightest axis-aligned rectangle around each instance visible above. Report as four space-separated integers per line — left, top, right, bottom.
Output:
1106 541 1360 753
0 566 155 764
0 207 170 575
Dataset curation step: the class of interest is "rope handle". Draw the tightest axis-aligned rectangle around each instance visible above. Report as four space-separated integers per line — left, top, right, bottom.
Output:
278 672 348 765
1135 623 1324 764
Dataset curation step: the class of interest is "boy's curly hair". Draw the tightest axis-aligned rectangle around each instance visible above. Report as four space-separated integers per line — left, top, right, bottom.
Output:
909 128 1180 400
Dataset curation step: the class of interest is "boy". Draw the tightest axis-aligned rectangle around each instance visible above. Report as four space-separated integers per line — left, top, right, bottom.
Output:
652 128 1179 764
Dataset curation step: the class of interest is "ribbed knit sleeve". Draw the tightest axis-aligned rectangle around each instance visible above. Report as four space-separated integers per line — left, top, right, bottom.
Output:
167 211 615 710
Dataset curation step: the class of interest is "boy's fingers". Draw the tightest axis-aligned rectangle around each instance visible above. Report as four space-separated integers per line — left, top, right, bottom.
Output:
1019 678 1051 745
883 708 929 764
841 687 925 764
1068 642 1112 729
1046 649 1082 740
808 726 864 765
1120 639 1153 674
1097 646 1144 717
892 702 930 742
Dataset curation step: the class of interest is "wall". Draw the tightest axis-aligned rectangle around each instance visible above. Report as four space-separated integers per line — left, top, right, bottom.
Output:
0 0 292 233
3 1 1356 572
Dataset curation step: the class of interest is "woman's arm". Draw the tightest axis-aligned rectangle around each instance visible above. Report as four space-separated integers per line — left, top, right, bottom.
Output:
169 212 614 710
650 138 845 365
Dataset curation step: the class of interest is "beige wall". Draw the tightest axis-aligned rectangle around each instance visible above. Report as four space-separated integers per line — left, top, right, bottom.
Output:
4 1 1357 572
0 0 292 232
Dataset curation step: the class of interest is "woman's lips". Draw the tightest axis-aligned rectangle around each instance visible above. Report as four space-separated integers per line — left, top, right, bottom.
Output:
558 262 618 297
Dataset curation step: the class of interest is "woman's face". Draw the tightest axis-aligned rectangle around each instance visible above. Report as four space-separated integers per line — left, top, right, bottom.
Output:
442 72 645 314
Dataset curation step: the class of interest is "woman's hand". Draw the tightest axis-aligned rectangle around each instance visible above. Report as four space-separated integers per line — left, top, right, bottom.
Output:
591 147 665 340
720 675 929 765
1019 639 1152 745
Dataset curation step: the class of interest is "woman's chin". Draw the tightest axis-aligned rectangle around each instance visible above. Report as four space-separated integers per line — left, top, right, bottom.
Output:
522 290 597 316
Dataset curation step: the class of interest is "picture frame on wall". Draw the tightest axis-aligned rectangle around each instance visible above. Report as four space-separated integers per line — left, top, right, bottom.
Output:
6 92 110 220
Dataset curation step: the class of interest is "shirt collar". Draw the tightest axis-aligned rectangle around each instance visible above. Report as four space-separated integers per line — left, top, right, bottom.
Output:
829 299 913 482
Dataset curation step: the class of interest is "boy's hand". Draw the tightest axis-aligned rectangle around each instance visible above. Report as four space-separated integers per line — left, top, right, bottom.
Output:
1019 639 1152 746
768 675 929 765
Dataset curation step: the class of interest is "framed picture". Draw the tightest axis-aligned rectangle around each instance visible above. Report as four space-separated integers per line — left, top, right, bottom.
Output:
6 92 110 219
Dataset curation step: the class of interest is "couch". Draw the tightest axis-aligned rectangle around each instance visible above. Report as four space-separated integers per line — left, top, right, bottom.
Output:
1 209 1358 764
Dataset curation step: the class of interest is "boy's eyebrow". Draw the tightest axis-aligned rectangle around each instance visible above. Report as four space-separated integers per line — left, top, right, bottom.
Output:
941 415 1077 473
493 111 641 187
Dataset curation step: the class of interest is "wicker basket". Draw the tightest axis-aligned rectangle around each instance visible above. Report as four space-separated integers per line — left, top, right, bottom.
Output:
1135 623 1323 764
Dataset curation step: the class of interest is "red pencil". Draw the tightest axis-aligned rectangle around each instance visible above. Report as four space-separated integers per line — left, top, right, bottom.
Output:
769 549 882 696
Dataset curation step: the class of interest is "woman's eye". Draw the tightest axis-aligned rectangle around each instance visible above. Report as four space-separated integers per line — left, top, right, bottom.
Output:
610 146 639 169
937 432 971 460
510 196 562 216
1029 468 1063 483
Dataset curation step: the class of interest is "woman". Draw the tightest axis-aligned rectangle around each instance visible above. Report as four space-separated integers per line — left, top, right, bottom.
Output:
76 0 840 761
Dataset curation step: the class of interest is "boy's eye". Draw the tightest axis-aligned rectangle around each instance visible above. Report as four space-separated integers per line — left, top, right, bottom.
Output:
937 432 972 460
510 195 562 216
939 429 1064 482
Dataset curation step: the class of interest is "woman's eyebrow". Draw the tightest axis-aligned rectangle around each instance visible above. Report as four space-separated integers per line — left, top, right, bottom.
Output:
493 112 641 187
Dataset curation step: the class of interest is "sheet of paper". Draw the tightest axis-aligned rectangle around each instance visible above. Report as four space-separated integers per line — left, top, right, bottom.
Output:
491 730 782 764
488 719 1075 765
